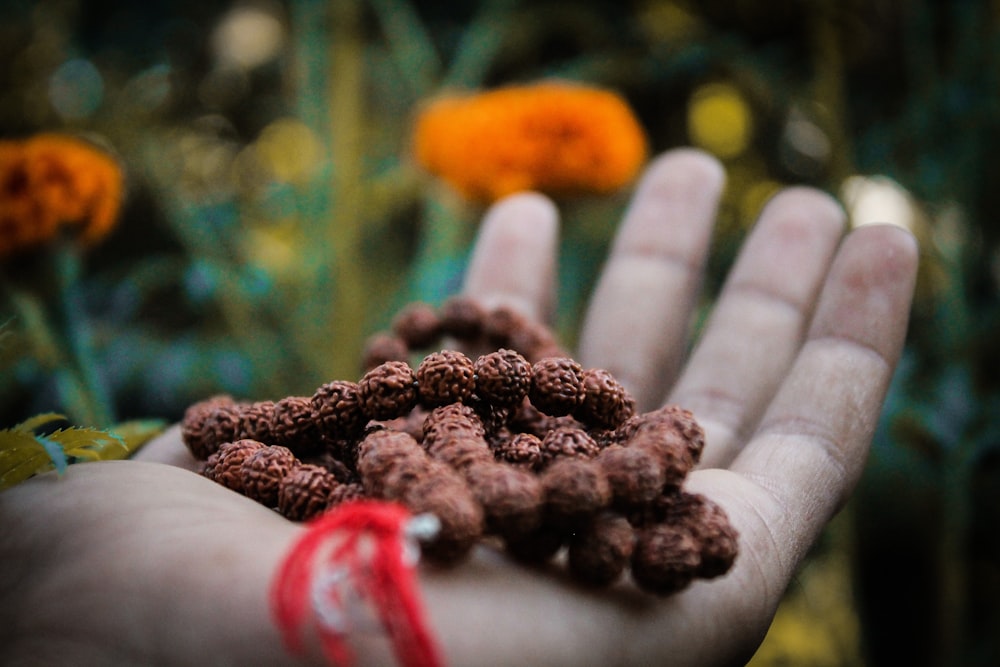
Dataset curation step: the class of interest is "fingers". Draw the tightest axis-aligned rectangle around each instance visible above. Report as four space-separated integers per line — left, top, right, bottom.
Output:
670 188 846 468
578 149 725 410
729 223 918 554
462 192 560 322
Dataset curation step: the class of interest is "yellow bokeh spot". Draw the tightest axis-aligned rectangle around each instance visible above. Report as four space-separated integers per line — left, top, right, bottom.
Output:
687 83 753 159
255 118 323 185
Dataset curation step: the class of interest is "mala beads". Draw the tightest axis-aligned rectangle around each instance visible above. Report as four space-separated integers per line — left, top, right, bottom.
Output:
184 297 739 596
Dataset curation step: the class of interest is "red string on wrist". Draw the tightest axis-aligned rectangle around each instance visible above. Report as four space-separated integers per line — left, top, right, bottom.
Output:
270 500 444 667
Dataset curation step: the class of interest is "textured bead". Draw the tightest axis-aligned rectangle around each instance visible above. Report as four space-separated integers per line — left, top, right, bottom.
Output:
540 426 601 466
361 333 410 371
181 396 241 460
493 432 543 470
642 491 739 579
439 295 485 340
618 404 705 465
540 458 611 522
271 396 322 457
530 357 585 416
311 380 366 441
358 361 418 421
278 464 338 521
595 444 666 507
399 462 484 564
508 320 561 363
630 522 701 596
628 428 695 490
237 400 276 444
464 462 543 535
392 302 442 349
326 481 366 509
422 403 486 445
425 432 493 472
356 430 426 497
508 401 582 438
575 368 636 430
474 349 532 409
209 439 267 492
567 513 636 586
482 306 527 348
416 350 476 407
241 445 298 507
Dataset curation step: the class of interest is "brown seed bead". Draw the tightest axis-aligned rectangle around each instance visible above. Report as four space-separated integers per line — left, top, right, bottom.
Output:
356 430 426 498
439 295 485 340
530 357 585 417
309 450 356 484
400 464 484 564
358 361 418 421
508 321 561 363
539 426 601 467
241 445 299 508
464 462 543 535
270 396 323 458
278 464 338 521
574 368 636 430
326 482 366 510
628 428 695 490
567 513 636 587
482 306 527 348
201 451 223 481
493 432 543 470
312 380 366 441
238 400 276 443
509 400 582 438
474 349 532 409
208 439 267 492
422 403 486 445
361 333 410 371
618 405 705 465
392 302 442 349
416 350 476 407
644 491 739 579
594 444 666 507
426 432 493 472
540 458 612 523
630 522 701 596
181 396 240 460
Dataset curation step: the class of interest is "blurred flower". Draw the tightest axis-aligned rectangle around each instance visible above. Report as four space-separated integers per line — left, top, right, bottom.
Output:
0 134 123 258
412 81 648 202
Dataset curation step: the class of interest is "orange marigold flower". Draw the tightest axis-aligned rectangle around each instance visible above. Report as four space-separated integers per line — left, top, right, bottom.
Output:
412 81 648 202
0 133 123 258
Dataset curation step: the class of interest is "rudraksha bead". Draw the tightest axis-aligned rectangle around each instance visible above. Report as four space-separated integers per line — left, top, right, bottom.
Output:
400 469 484 564
492 432 543 470
392 302 442 349
416 350 475 407
361 332 409 371
540 458 611 522
575 368 635 430
237 400 276 443
508 401 582 438
530 357 585 417
206 439 266 492
311 380 365 441
326 481 365 509
438 295 485 340
358 360 418 421
594 444 666 507
627 428 695 490
425 431 493 472
539 426 601 466
482 306 526 348
508 320 562 362
464 462 543 536
630 522 701 596
422 403 486 446
642 491 739 579
356 430 426 498
473 349 532 409
240 445 298 508
567 513 636 586
271 396 322 457
182 399 243 460
278 463 338 521
618 404 705 465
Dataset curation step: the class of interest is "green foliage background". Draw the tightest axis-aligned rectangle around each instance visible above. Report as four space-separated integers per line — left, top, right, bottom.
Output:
1 1 998 664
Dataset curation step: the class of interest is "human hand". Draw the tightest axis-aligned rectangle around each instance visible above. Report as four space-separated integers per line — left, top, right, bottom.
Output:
0 149 918 666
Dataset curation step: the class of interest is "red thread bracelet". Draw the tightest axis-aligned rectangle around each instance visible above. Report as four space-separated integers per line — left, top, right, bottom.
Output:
270 500 444 667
